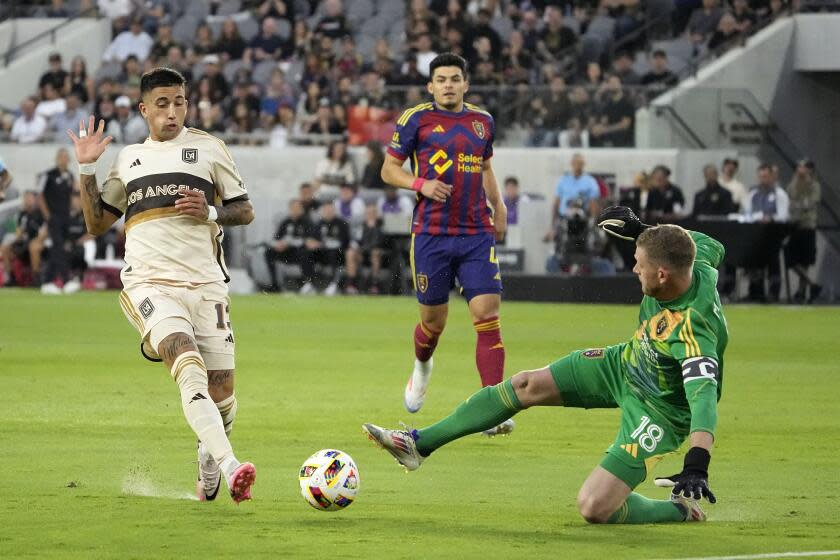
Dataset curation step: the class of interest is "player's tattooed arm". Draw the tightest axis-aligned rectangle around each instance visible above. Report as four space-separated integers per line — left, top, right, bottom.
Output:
216 200 255 226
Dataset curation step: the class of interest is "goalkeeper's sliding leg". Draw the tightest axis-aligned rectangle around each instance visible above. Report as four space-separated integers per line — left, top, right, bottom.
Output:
364 347 703 523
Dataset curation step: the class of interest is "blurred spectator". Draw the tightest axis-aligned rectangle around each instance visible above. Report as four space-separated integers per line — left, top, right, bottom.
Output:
641 50 677 99
106 95 147 144
245 17 294 64
732 0 757 33
589 75 634 147
503 176 531 226
65 191 96 289
314 0 349 39
687 0 724 45
0 156 12 201
548 153 600 239
414 34 439 78
269 102 299 148
314 202 351 296
38 148 76 294
692 164 735 216
344 204 385 294
46 0 71 18
0 191 44 287
719 157 747 210
612 51 641 86
530 75 570 147
163 45 193 83
150 21 180 62
11 97 48 144
537 6 577 62
228 80 262 120
786 159 821 302
196 101 226 134
377 186 413 293
581 61 604 91
264 199 319 293
360 141 387 191
97 0 132 21
648 165 685 221
618 170 655 223
308 99 345 137
501 30 534 83
313 140 356 198
215 19 247 62
336 183 365 238
299 182 322 218
258 0 294 24
94 96 117 131
190 24 215 60
708 13 741 51
102 18 154 63
118 55 143 90
202 55 231 100
68 56 95 105
36 83 67 121
563 86 593 147
745 163 789 222
39 53 69 98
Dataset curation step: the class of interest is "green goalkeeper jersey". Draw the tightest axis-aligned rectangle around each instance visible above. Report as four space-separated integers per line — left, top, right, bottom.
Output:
620 230 728 437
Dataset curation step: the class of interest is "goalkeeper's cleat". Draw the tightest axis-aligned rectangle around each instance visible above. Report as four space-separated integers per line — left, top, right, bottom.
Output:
670 493 707 522
363 423 424 471
404 358 433 413
196 441 222 502
228 462 256 504
481 418 516 437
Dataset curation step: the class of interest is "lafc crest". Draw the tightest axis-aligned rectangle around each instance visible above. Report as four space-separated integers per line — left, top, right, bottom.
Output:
182 148 198 164
416 273 429 293
472 120 485 139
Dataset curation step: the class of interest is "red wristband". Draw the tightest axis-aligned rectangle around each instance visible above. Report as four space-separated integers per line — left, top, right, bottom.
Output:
411 177 425 192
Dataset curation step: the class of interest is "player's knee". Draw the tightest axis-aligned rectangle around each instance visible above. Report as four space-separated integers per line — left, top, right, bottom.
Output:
510 370 540 408
576 492 612 524
157 331 198 364
207 369 235 401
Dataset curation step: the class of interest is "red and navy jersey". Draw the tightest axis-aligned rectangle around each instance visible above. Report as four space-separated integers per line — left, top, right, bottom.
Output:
387 101 495 236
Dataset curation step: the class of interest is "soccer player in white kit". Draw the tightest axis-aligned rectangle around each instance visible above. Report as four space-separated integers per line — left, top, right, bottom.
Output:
67 68 256 503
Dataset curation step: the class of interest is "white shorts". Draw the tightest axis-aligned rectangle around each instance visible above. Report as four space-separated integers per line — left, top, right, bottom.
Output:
119 281 235 370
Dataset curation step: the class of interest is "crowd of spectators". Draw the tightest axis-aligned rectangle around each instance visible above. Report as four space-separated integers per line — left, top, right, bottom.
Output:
0 0 804 148
540 152 823 302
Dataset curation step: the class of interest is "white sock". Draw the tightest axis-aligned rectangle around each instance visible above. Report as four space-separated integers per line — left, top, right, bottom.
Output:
215 393 237 438
414 357 433 375
172 352 239 479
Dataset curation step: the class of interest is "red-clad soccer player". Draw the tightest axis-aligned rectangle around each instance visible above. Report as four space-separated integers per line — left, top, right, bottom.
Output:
381 53 512 436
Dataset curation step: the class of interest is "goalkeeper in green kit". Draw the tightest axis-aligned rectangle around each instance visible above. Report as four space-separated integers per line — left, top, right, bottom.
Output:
364 206 727 523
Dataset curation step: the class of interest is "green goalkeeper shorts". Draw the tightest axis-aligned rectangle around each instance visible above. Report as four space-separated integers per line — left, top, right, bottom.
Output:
548 345 689 488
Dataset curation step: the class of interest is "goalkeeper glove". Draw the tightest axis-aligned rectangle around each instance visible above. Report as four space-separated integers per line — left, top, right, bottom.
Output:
654 447 717 503
597 206 650 241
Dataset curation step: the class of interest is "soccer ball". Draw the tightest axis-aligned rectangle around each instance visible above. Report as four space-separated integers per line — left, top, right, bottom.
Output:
299 449 360 511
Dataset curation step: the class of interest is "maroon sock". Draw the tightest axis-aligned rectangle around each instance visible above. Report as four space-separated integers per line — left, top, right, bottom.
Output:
414 322 441 362
474 316 504 386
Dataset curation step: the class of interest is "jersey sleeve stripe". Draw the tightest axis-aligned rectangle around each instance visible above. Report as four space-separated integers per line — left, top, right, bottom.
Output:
397 103 433 126
222 194 249 205
685 312 702 356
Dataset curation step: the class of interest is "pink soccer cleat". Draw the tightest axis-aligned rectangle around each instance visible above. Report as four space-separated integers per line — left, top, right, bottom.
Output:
228 462 256 504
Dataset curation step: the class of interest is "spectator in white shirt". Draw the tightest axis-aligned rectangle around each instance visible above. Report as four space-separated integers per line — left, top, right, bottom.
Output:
97 0 132 20
102 18 154 63
35 83 67 122
744 163 789 222
51 92 87 143
719 157 747 210
11 97 47 144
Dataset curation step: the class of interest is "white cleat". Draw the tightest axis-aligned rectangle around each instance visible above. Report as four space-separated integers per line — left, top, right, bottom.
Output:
670 493 707 521
299 282 316 295
40 282 62 295
63 278 81 294
404 358 433 413
482 418 516 437
324 281 339 296
362 423 425 471
196 441 222 502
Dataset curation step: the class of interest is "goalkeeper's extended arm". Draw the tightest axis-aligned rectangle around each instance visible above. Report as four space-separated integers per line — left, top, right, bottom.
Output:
597 206 651 241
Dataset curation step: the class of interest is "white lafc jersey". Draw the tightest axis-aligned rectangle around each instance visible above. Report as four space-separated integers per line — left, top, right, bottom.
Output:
100 127 248 286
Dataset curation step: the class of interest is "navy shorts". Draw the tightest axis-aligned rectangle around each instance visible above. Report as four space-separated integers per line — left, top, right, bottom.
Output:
410 233 502 306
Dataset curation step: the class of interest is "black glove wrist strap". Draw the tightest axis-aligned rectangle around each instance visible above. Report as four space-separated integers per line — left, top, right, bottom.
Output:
683 446 711 477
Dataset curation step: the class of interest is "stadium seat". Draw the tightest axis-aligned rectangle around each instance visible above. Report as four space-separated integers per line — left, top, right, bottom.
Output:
172 16 201 46
216 0 243 17
95 61 122 82
586 15 617 43
580 35 605 66
185 0 210 20
252 59 278 87
222 59 248 83
236 15 260 42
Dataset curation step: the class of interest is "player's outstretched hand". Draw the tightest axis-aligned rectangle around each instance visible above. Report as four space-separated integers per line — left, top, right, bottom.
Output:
175 186 210 220
597 205 650 241
67 116 113 165
654 447 717 503
420 179 452 203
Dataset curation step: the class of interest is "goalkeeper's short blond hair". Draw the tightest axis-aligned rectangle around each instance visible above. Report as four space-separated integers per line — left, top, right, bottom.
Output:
637 225 696 273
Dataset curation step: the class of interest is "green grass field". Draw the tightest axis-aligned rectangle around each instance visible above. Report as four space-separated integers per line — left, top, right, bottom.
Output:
1 291 838 559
